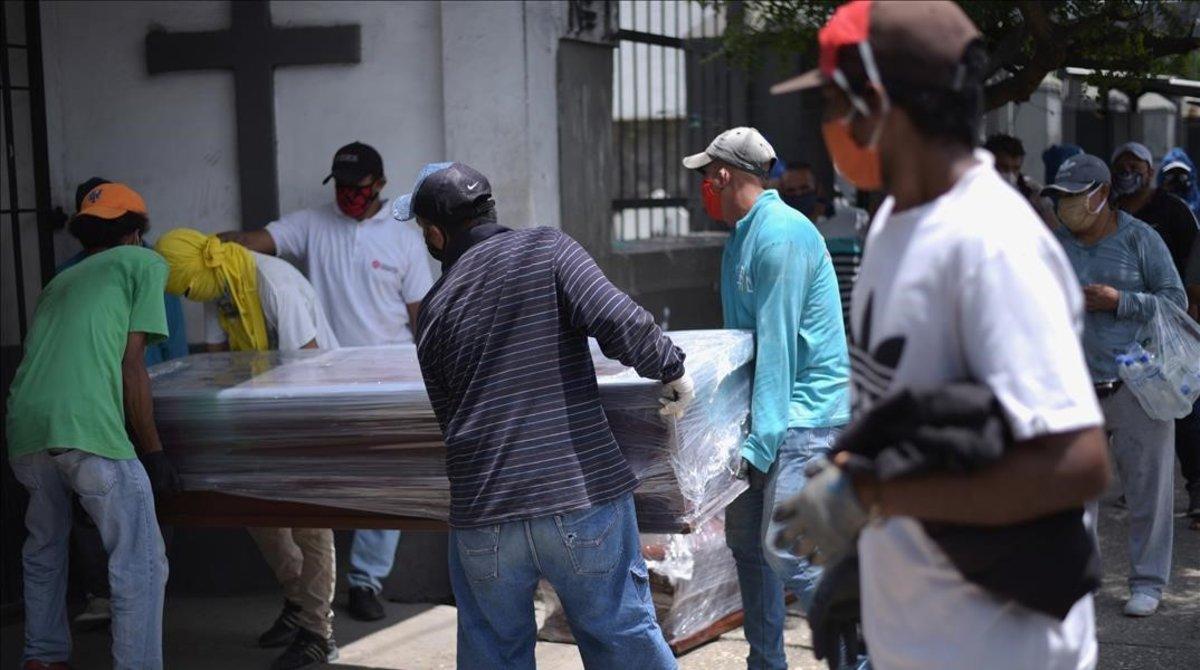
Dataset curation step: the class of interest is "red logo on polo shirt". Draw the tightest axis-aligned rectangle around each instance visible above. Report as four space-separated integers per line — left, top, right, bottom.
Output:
371 259 399 274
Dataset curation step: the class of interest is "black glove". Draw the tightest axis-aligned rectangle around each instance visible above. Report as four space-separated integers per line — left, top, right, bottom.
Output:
808 552 865 670
139 450 181 499
734 457 752 481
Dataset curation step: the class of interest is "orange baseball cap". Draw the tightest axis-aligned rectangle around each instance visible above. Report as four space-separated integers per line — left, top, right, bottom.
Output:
76 182 148 220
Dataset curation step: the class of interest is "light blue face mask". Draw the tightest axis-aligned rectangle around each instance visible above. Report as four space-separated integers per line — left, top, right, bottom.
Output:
1113 171 1144 196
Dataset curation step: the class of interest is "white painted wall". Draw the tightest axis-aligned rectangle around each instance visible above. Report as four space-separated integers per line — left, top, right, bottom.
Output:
31 0 564 343
439 0 564 230
272 1 445 216
40 0 239 260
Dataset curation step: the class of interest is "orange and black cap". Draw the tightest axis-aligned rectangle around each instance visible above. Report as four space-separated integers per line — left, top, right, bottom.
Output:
771 0 981 95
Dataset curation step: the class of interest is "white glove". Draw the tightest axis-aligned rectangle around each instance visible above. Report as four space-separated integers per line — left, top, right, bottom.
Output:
659 372 695 418
772 456 869 567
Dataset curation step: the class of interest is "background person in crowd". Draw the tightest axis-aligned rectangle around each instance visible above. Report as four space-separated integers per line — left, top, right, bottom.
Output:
1112 142 1200 521
1046 154 1187 617
1043 143 1084 186
777 161 869 241
983 133 1057 228
156 228 339 670
6 183 176 670
1111 141 1199 294
56 178 188 633
1158 148 1200 223
399 162 692 669
1182 235 1200 522
219 142 434 622
683 128 852 670
770 1 1110 668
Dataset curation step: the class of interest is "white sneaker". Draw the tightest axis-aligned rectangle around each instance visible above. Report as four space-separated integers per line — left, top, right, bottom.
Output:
74 596 111 629
1123 593 1159 617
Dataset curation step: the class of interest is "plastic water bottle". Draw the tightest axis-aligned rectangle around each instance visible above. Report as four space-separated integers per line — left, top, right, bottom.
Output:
1173 367 1200 406
1140 350 1192 418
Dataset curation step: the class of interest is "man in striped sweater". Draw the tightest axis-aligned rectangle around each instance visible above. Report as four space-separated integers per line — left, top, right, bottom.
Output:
395 162 694 669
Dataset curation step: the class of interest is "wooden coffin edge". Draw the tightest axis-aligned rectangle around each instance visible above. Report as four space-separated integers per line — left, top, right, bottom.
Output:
158 491 449 531
160 491 697 534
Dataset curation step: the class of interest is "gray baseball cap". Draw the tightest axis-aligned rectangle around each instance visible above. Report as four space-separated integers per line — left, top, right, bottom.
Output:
682 127 777 178
1111 141 1152 166
1040 153 1111 196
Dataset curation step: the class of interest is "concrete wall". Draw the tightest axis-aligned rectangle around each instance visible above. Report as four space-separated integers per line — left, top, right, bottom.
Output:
31 0 564 343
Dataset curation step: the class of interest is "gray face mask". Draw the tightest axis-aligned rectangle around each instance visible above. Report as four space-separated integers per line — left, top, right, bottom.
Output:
1113 171 1144 196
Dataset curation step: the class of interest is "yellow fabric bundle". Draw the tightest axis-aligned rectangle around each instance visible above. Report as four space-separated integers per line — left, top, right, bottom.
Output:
155 228 270 352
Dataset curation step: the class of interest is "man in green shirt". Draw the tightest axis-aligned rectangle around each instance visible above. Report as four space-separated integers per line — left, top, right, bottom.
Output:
6 182 176 670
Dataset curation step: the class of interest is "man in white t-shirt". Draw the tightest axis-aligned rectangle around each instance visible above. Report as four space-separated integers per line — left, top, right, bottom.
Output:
157 228 340 669
220 142 435 622
770 3 1110 669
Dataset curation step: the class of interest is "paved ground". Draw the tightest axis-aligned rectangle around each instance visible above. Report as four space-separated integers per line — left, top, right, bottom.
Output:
2 477 1196 669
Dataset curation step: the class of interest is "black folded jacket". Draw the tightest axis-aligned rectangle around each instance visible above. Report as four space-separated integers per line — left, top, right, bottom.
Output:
838 383 1099 620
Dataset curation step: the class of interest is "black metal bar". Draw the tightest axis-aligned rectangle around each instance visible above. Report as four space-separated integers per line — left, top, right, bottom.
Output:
0 208 37 214
1 85 30 91
676 0 684 235
642 2 651 236
0 4 29 339
688 0 697 225
613 197 690 208
3 43 28 49
723 4 732 129
616 15 624 203
660 0 667 209
632 2 640 238
26 0 55 287
615 28 685 49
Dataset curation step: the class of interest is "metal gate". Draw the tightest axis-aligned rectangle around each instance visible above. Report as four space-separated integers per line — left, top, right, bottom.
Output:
1 0 54 343
1 0 55 610
611 0 741 246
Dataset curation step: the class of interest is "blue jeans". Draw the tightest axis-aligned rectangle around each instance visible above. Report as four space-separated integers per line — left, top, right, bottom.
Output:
347 529 400 593
725 427 840 670
449 493 674 670
11 450 167 669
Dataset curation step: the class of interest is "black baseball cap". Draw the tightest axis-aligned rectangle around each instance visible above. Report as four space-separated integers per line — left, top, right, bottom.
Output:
392 162 494 225
323 141 384 185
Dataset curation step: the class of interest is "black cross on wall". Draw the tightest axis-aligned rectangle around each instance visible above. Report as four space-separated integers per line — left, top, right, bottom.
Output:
146 0 360 230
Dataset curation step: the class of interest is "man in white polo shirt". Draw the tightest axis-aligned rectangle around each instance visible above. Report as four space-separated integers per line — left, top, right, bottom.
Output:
221 141 434 622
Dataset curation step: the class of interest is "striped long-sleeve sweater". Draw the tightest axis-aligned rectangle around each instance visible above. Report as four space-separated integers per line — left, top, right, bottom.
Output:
415 225 685 527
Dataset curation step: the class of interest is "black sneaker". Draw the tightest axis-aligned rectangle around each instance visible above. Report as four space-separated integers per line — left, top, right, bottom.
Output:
258 600 302 648
269 628 338 670
346 586 385 622
1187 488 1200 519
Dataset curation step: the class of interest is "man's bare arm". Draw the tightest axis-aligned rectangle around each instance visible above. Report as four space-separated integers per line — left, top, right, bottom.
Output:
217 229 276 255
122 332 165 455
1187 284 1199 321
855 426 1110 526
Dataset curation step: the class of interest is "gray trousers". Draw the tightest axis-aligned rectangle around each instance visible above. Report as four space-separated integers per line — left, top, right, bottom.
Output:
1096 386 1175 597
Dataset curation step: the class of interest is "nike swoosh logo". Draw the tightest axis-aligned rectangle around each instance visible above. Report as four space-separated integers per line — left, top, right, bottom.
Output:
466 182 479 190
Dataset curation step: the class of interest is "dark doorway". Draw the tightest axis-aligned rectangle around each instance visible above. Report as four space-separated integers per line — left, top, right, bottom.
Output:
1 0 56 611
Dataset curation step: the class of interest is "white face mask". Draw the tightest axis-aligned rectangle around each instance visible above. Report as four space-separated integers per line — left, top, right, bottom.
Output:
1001 171 1020 187
1056 186 1106 232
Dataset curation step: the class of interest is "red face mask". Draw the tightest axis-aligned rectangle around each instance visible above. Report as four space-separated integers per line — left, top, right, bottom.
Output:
336 183 378 219
701 178 724 221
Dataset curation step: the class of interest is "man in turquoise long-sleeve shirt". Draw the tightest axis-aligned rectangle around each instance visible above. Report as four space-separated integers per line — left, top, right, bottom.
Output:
683 128 851 670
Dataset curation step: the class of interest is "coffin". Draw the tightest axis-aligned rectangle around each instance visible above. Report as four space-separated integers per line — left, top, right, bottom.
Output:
537 517 744 654
151 330 752 533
